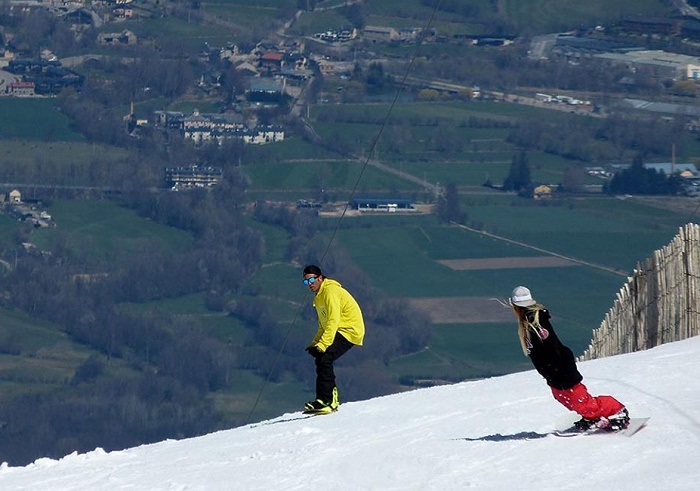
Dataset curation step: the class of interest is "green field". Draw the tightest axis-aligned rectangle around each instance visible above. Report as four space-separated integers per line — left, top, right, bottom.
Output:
288 0 672 37
204 0 291 7
313 100 520 122
307 101 597 188
242 101 603 204
0 99 83 141
0 214 20 251
0 140 128 185
389 322 532 382
464 199 683 270
247 136 345 162
119 17 240 51
501 0 672 33
243 156 422 193
31 200 195 266
0 307 134 398
286 9 349 36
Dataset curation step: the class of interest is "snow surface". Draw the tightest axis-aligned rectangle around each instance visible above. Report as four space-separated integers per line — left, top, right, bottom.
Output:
1 336 700 491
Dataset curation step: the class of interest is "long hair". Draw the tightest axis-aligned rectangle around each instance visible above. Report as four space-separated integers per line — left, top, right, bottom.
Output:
511 303 547 355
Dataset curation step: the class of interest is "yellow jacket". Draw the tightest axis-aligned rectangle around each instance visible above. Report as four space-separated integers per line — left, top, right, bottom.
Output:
309 278 365 352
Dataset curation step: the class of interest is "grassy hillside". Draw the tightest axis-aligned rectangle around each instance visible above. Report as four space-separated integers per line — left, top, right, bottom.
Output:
0 99 83 142
0 140 129 186
0 98 127 188
0 214 20 252
0 307 135 399
118 16 241 52
501 0 673 34
31 200 194 266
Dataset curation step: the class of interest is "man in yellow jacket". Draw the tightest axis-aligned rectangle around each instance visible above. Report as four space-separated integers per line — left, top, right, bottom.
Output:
302 264 365 414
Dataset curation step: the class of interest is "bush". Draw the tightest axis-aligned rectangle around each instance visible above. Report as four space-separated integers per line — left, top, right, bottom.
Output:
71 354 105 385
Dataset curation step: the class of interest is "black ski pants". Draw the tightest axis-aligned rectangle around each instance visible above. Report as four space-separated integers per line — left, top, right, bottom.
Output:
312 333 354 402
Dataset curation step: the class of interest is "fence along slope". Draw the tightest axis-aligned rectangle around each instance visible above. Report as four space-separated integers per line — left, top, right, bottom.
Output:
580 223 700 361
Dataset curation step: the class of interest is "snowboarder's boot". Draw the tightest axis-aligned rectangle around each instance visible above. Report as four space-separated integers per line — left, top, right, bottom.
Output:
330 386 340 410
304 399 334 414
594 408 630 431
606 408 630 431
574 417 595 431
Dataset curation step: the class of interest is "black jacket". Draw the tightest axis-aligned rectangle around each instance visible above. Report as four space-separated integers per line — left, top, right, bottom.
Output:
526 309 583 390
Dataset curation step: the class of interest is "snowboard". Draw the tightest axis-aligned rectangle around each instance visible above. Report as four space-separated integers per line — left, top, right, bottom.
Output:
302 407 337 416
554 412 649 437
251 409 333 427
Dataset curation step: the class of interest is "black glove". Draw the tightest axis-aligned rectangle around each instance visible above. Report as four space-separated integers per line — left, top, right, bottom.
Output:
305 346 322 358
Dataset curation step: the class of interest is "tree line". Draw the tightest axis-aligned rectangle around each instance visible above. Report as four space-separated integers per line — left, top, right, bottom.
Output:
605 159 684 195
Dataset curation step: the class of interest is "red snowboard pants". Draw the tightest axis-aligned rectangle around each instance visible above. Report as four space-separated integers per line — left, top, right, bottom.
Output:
551 383 625 420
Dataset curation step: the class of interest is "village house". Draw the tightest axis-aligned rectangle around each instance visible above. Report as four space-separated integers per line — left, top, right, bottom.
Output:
160 108 284 146
5 81 35 97
260 52 284 71
8 189 21 203
165 165 223 190
112 8 135 21
363 26 399 43
244 125 285 144
180 111 246 144
235 61 260 77
533 184 554 200
98 30 137 46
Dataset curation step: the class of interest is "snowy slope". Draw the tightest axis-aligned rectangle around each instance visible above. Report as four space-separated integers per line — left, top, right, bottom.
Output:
1 336 699 490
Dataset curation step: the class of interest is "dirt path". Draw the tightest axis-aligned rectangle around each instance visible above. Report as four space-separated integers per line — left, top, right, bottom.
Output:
438 256 578 270
408 296 513 324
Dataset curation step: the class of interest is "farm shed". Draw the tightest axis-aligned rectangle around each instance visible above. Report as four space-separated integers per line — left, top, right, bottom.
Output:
350 197 413 210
